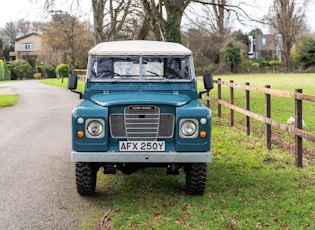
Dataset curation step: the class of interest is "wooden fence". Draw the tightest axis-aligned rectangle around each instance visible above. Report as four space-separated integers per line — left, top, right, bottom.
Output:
203 79 315 168
74 69 86 82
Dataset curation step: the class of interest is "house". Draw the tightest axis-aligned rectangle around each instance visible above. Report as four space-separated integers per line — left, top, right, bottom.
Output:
248 34 282 60
10 33 43 60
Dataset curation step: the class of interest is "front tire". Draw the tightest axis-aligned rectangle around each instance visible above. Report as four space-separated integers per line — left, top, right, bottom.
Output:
185 163 207 195
75 162 98 195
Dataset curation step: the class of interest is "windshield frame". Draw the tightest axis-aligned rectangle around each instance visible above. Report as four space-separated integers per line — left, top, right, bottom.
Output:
87 55 195 82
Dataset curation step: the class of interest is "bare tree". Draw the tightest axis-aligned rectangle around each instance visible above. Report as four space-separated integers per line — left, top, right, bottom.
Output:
210 0 231 36
32 21 46 33
41 0 266 45
44 0 136 43
202 0 232 69
4 22 19 44
140 0 261 44
103 0 133 41
92 0 106 43
140 0 190 43
42 12 93 72
266 0 308 72
184 0 232 72
17 19 32 36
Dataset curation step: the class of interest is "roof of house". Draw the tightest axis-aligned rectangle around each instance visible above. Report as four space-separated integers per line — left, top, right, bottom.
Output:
15 32 41 42
89 40 192 56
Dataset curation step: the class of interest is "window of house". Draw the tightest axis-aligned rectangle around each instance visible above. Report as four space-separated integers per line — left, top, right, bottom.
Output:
261 37 266 46
22 43 33 50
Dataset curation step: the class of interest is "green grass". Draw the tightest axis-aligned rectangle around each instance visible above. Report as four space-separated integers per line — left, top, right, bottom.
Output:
0 94 19 107
212 73 315 93
203 73 315 133
68 73 315 229
81 124 315 229
41 77 85 92
0 86 18 107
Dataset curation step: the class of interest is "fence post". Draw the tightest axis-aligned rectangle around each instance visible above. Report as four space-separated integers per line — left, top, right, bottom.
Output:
245 82 250 136
230 80 234 127
295 89 303 168
265 85 271 150
206 91 210 108
218 78 222 117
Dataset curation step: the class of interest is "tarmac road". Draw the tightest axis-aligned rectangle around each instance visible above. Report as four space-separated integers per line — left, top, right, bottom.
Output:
0 80 95 229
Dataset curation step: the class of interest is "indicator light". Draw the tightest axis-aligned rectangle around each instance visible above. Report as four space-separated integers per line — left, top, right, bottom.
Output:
77 131 84 138
200 131 207 138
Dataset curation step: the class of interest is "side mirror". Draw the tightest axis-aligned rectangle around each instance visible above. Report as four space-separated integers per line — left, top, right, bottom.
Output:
203 74 214 90
68 73 78 90
199 73 214 99
68 73 82 99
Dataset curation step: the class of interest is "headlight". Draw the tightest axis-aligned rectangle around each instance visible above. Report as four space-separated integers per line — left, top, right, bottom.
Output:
86 119 105 138
180 119 198 138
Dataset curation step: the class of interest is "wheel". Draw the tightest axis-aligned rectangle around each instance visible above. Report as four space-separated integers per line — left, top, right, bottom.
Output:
75 162 98 195
185 163 207 195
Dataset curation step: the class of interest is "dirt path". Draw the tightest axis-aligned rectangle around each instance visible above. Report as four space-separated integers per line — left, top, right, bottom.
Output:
0 80 101 229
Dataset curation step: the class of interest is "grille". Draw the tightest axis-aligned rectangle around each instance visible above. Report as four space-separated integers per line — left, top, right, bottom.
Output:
110 106 174 141
125 105 159 141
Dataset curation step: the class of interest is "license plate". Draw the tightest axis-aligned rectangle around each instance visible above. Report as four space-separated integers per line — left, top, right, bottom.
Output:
119 141 165 152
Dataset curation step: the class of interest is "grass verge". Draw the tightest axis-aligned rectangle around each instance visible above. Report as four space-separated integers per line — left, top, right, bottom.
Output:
83 120 315 229
0 94 18 107
41 78 85 92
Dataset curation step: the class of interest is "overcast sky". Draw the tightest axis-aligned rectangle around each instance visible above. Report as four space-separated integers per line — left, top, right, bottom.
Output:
0 0 93 27
0 0 314 34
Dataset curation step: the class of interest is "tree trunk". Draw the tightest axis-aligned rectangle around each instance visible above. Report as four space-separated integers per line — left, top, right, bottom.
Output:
140 0 190 43
268 0 308 73
164 0 189 43
92 0 106 44
282 41 291 72
137 15 151 40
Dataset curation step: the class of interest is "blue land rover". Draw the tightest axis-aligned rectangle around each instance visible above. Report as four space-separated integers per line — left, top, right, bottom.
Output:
68 40 213 195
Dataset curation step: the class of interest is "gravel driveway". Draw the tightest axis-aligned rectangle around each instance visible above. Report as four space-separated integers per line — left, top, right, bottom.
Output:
0 80 99 229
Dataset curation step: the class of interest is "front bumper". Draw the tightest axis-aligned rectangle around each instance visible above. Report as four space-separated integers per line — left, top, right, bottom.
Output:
71 151 212 163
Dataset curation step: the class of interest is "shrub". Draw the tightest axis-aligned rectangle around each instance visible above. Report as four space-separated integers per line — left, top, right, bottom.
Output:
26 57 37 70
251 62 260 68
268 60 282 72
33 73 41 79
195 64 214 76
11 60 33 80
5 62 15 80
56 64 71 78
268 60 282 66
43 65 56 78
224 42 241 73
242 61 253 68
0 60 8 80
56 64 70 83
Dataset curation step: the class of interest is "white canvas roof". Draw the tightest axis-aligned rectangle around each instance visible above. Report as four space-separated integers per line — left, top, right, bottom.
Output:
89 40 192 56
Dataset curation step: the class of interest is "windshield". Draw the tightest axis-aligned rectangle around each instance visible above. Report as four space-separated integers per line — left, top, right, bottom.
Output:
88 55 192 81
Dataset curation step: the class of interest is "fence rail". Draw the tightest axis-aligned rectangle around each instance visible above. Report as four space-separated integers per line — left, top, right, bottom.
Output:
74 69 86 82
215 80 315 102
203 79 315 167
